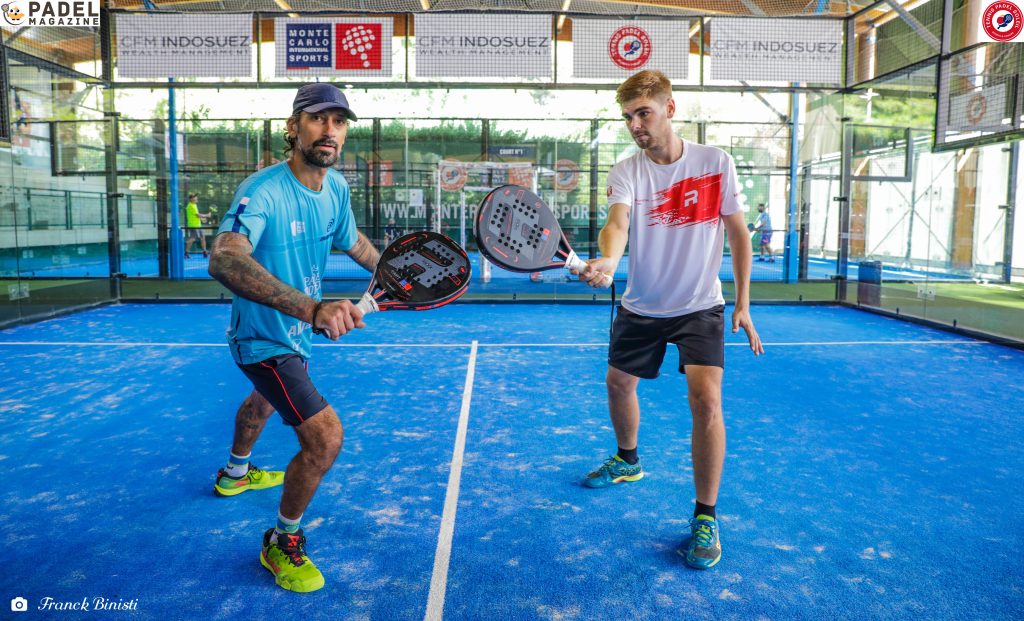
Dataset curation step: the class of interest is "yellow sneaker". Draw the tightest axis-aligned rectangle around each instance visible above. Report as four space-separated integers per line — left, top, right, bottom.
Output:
213 463 284 497
260 528 325 593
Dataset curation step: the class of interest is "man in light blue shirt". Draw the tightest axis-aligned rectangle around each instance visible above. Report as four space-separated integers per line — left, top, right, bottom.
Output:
207 83 380 593
754 203 774 262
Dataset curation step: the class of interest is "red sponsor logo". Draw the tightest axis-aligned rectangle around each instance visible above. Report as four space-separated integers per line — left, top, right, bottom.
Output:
608 26 652 71
554 159 580 191
982 1 1023 41
336 23 382 70
439 164 468 191
642 174 722 228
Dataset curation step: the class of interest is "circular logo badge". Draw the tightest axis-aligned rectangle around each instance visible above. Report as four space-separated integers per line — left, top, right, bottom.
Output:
608 26 652 70
966 93 989 125
553 159 580 192
439 164 468 192
983 1 1024 42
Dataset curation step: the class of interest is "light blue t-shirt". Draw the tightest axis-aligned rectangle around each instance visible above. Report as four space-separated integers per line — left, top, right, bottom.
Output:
217 162 358 364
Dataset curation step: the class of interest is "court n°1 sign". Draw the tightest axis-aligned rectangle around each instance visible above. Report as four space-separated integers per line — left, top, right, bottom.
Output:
274 17 393 77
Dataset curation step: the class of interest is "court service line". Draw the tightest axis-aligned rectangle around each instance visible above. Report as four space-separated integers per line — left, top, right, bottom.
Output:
424 340 478 621
0 339 992 348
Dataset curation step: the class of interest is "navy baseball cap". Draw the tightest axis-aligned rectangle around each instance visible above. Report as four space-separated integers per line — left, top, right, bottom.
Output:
292 83 358 121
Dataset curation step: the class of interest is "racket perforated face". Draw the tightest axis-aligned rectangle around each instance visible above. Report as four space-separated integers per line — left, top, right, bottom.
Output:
372 231 471 310
475 185 567 272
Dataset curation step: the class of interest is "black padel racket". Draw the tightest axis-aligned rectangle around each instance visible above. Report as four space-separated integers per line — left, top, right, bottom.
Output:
476 185 612 287
355 231 471 315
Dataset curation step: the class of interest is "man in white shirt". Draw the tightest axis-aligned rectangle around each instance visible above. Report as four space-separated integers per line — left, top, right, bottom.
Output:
578 70 764 570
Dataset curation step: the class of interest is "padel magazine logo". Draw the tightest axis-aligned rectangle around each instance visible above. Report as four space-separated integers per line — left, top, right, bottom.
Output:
981 1 1024 41
1 0 98 27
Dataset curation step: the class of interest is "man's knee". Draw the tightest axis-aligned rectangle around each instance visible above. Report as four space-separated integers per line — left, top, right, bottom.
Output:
246 391 276 419
299 408 343 470
606 366 639 397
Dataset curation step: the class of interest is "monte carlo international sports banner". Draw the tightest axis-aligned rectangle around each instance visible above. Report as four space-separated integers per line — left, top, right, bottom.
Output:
415 14 552 79
116 14 252 78
274 17 393 78
572 19 690 80
708 18 842 85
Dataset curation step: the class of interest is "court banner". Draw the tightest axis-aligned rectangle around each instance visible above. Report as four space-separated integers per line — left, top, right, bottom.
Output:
415 14 552 79
572 19 689 80
948 81 1011 132
274 17 393 78
708 18 842 84
116 14 252 78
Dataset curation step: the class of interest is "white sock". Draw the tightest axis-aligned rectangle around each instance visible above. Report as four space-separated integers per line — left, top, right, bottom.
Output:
225 451 251 478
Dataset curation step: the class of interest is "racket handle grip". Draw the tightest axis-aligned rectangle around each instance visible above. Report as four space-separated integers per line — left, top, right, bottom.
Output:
565 251 614 289
356 292 379 316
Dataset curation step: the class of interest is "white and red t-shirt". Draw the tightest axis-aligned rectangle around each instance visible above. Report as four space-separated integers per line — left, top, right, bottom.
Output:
606 140 745 318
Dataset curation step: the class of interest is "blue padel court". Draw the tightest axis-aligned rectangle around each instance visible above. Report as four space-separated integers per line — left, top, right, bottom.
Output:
0 303 1021 620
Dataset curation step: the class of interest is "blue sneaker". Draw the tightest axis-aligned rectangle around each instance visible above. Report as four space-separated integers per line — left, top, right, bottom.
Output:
684 515 722 569
582 455 644 488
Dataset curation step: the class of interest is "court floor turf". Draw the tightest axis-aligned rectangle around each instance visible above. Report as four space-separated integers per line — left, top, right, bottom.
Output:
0 303 1021 620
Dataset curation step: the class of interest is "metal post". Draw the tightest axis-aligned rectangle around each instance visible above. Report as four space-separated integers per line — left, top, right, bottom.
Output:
785 89 799 283
372 118 382 247
589 119 599 259
836 123 852 301
101 4 122 297
168 79 183 279
1003 142 1018 283
153 119 169 279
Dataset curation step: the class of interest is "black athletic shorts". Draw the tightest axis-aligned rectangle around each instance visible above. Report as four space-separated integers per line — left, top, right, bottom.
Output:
237 354 328 426
608 305 725 379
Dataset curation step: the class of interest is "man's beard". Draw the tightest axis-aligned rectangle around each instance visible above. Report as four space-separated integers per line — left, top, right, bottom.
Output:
300 139 339 168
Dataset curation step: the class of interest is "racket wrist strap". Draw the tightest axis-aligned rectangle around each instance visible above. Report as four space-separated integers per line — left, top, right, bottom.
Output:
356 291 379 316
310 301 325 336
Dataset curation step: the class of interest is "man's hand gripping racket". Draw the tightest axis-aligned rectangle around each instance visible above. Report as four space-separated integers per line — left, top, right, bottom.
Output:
475 185 613 287
312 231 471 339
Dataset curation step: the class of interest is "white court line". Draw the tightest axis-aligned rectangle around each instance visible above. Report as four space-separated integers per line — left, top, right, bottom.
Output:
0 339 991 348
425 340 477 621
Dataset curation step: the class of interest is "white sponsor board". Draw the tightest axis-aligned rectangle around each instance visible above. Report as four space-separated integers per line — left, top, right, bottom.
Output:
415 14 552 78
948 82 1010 132
709 18 842 84
116 14 252 78
274 17 393 78
572 19 690 80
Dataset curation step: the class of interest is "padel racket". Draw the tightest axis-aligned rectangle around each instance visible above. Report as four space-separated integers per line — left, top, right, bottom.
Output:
314 232 470 335
475 185 613 287
356 231 470 315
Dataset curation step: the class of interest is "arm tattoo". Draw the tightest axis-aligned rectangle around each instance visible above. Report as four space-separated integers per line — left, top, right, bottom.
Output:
347 232 381 273
208 232 316 322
